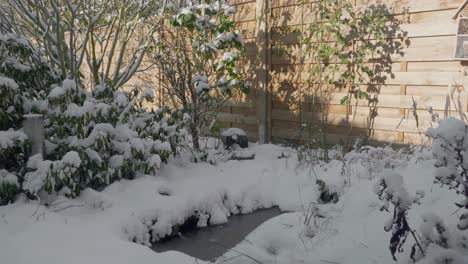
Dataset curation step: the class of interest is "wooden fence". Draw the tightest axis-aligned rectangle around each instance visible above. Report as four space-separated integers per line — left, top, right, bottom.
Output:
130 0 468 145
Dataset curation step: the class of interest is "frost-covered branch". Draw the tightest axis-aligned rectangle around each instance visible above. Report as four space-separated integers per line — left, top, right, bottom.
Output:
151 1 249 152
2 0 168 89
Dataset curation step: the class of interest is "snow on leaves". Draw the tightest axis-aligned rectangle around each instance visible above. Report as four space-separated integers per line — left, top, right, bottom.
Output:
426 117 468 231
374 171 425 261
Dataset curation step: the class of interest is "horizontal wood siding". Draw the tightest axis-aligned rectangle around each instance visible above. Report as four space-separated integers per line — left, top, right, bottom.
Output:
264 0 467 144
124 0 467 145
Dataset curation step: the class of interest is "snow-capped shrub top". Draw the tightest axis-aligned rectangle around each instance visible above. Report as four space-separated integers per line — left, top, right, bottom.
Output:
374 170 425 261
426 117 467 145
0 169 19 187
419 213 450 250
0 76 19 90
0 169 20 205
426 117 468 231
31 84 188 197
61 151 81 167
0 33 60 130
221 128 246 137
0 130 28 150
374 171 423 211
0 129 31 184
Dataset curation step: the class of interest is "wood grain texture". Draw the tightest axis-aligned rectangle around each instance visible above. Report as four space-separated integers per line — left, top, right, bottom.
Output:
217 0 467 143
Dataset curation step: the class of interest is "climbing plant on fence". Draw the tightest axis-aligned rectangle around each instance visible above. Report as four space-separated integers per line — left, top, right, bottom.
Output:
298 0 405 161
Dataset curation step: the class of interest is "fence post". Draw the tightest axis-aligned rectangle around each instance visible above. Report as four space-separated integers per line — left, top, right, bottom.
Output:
256 0 270 144
23 114 45 157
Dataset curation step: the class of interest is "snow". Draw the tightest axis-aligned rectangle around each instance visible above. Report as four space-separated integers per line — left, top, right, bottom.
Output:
22 151 81 194
193 75 210 93
148 154 162 169
215 31 244 48
0 76 19 90
109 155 124 169
48 86 66 98
23 113 43 118
224 6 236 16
48 79 78 98
426 117 466 142
23 154 53 193
2 141 468 264
0 144 318 264
62 151 81 167
115 93 129 107
85 148 103 164
375 170 415 210
192 75 209 83
141 88 155 99
218 153 463 264
0 169 19 186
64 103 85 117
0 130 27 150
221 52 238 62
221 127 246 137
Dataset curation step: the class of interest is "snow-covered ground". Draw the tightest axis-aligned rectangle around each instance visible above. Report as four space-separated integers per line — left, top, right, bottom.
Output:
218 151 458 264
0 144 317 264
0 143 465 264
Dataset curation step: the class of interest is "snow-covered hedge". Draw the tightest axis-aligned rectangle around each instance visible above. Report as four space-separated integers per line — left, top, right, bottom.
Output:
0 130 30 173
0 33 57 204
0 33 60 130
16 81 188 198
0 33 188 202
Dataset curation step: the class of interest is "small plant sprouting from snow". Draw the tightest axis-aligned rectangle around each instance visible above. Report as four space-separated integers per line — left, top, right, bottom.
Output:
374 171 425 261
301 203 327 239
341 144 411 182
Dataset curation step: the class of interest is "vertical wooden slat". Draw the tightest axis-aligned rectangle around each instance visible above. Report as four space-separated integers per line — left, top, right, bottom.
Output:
462 63 468 113
229 105 234 128
267 1 273 143
256 0 270 143
398 61 408 142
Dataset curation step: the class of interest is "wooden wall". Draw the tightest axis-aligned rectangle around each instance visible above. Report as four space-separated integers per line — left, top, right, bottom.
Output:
128 0 468 145
218 0 260 141
253 0 467 144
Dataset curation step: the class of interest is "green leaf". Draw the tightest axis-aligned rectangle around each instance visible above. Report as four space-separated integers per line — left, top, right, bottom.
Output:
340 96 350 105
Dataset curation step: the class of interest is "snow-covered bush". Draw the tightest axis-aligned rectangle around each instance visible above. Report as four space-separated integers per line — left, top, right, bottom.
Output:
0 169 19 205
0 32 187 201
372 118 468 263
413 117 468 263
297 142 410 180
23 82 188 197
374 171 425 261
0 33 60 129
0 33 59 204
0 130 30 173
426 118 468 230
152 1 250 151
414 213 468 264
341 144 411 180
